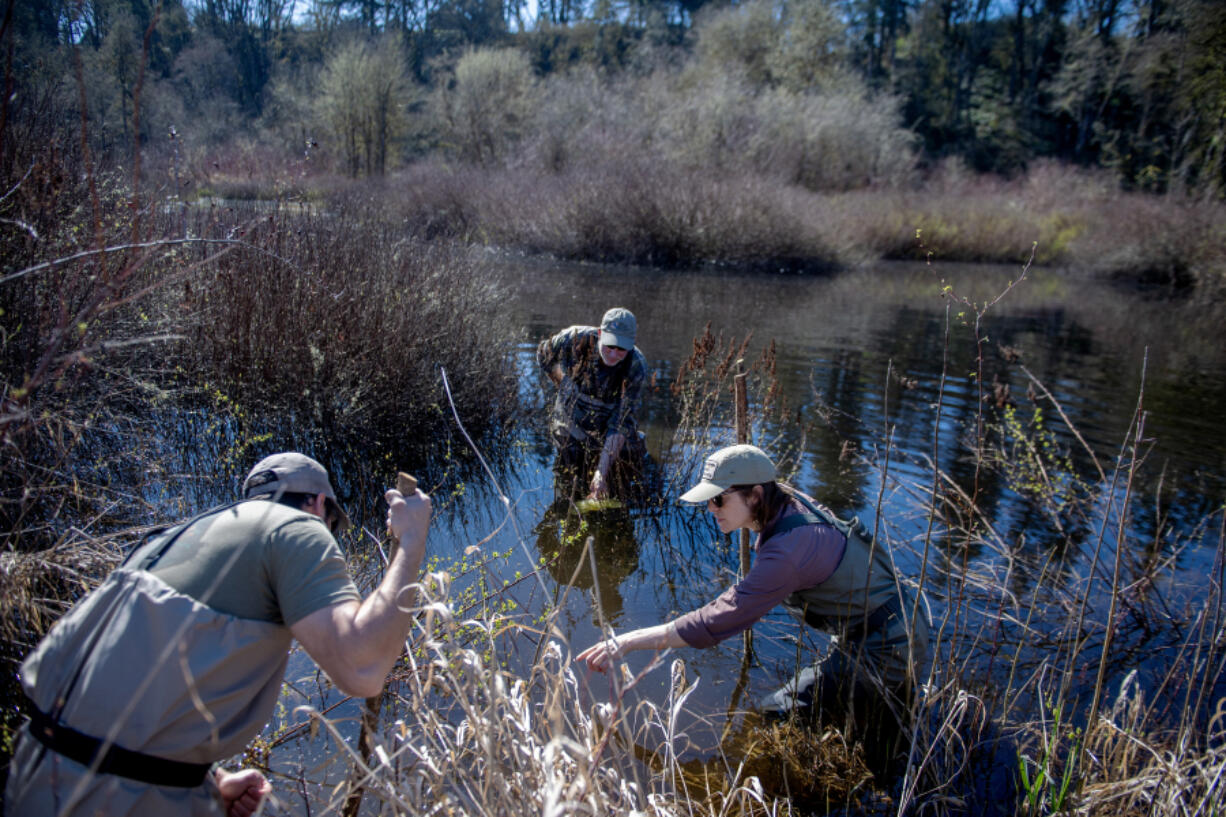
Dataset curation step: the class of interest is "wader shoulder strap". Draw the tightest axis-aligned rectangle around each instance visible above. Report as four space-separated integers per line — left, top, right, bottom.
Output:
763 491 849 541
571 330 629 397
788 492 874 543
767 511 823 539
128 499 248 570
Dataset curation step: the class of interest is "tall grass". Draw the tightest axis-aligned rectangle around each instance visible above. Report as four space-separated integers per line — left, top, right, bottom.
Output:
6 181 1223 815
4 27 1224 817
349 155 1226 289
474 161 856 270
346 157 858 270
258 572 884 816
843 159 1226 282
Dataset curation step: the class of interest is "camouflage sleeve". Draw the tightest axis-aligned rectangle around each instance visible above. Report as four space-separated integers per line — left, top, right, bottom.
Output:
537 326 580 380
609 350 646 437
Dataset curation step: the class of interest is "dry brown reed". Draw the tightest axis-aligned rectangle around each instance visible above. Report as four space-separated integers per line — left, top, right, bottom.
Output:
863 286 1222 814
267 566 886 817
366 157 1226 289
665 324 796 489
4 26 1224 814
1074 671 1226 816
0 57 521 795
0 531 128 661
833 158 1226 287
0 530 128 765
172 196 518 461
573 278 1224 815
452 160 855 270
273 573 769 816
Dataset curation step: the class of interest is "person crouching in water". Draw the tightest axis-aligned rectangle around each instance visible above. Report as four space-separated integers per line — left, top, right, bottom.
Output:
578 444 930 773
537 307 649 505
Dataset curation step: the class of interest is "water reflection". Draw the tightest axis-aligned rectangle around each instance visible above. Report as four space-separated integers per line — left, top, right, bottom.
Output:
546 433 660 507
533 504 641 621
517 260 1222 563
86 256 1226 804
496 256 1226 720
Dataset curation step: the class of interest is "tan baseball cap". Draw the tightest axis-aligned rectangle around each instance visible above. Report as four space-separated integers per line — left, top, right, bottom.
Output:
679 444 776 503
242 452 351 531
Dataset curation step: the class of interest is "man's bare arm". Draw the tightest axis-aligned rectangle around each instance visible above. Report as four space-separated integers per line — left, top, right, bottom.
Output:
589 431 627 499
291 487 430 698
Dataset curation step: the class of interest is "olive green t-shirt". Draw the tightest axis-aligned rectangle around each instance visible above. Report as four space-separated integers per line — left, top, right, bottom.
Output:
136 499 361 626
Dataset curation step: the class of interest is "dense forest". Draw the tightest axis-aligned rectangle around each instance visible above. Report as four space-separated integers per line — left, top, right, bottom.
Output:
5 0 1226 197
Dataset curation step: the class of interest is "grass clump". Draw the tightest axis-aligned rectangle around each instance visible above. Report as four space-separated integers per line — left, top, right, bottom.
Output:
348 152 1226 288
694 718 876 813
281 574 781 816
273 571 875 817
475 162 854 271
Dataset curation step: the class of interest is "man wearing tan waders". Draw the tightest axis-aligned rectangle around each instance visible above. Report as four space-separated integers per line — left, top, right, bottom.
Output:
5 452 430 816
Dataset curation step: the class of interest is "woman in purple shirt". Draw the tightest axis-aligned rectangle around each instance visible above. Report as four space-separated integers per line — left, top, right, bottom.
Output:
578 444 929 769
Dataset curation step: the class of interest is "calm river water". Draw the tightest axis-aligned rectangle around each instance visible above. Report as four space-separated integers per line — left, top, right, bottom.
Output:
421 258 1226 722
267 258 1226 803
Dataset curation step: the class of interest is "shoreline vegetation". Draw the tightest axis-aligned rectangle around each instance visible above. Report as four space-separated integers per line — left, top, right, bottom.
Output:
3 0 1225 813
7 2 1226 290
218 155 1225 287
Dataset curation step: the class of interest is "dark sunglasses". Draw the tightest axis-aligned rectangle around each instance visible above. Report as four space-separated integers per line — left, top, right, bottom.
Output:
710 488 737 508
606 345 628 353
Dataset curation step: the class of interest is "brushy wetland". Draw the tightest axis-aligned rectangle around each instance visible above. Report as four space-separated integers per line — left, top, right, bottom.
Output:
4 17 1226 817
5 178 1226 815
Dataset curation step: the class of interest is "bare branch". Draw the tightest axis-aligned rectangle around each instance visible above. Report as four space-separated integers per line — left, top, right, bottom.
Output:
0 216 38 241
0 237 301 286
0 164 33 204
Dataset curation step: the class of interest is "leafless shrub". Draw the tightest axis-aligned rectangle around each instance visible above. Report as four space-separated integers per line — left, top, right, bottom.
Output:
171 195 518 462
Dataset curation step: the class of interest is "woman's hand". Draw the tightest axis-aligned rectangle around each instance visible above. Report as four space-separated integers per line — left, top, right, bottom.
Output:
577 636 621 672
576 623 686 673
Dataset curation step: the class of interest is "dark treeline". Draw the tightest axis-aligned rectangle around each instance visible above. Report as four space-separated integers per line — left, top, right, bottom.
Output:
5 0 1225 197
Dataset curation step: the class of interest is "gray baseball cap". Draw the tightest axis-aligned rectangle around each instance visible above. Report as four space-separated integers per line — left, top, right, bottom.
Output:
599 307 637 349
679 444 777 503
242 452 351 531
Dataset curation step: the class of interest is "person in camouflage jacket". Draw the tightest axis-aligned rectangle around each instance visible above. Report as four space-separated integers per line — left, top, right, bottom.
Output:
537 307 647 501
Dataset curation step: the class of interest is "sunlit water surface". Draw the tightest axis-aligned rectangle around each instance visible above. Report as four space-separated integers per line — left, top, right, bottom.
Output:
258 259 1225 809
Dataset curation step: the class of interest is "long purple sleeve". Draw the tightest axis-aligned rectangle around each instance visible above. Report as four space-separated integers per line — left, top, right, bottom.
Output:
674 505 846 648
